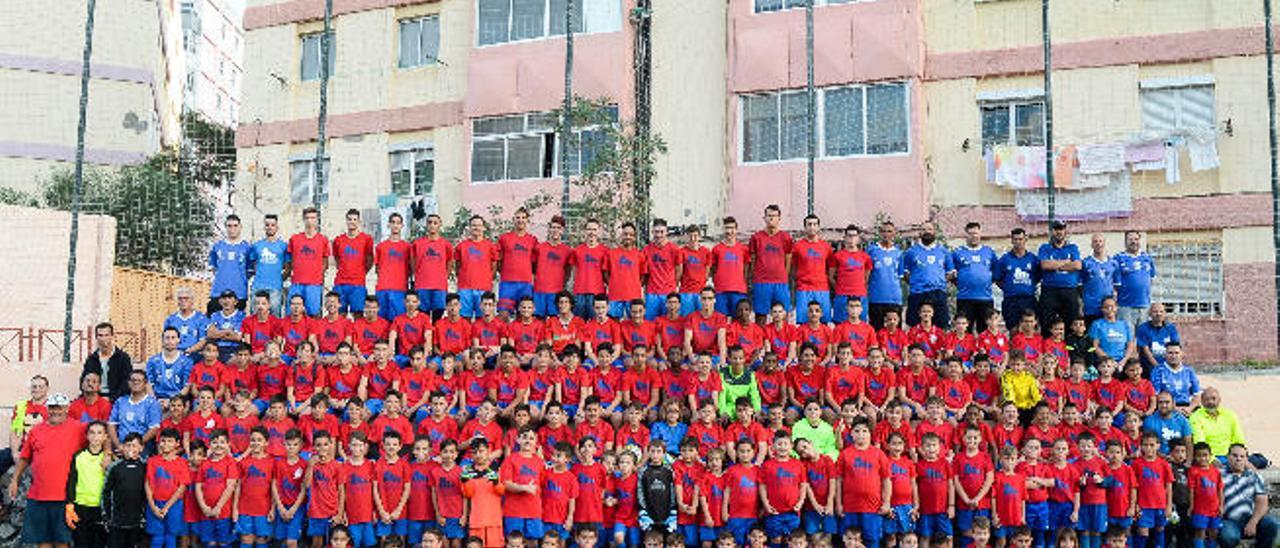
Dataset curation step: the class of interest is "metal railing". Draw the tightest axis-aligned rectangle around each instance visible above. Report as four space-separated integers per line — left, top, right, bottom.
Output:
0 327 149 363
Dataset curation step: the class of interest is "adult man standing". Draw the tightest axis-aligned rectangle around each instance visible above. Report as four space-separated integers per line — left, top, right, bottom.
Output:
994 228 1040 332
1136 303 1180 374
830 225 872 324
331 208 373 315
455 214 498 319
902 223 952 328
570 218 610 319
411 213 453 317
1188 387 1246 459
1114 231 1157 331
1151 343 1201 413
866 221 904 330
7 393 84 548
286 206 332 316
642 219 681 321
249 213 288 315
605 222 646 319
749 204 794 319
533 215 571 318
207 214 251 314
792 214 833 323
1080 233 1117 325
950 221 996 333
163 287 208 359
1037 220 1083 335
496 207 538 317
82 322 133 400
108 371 162 453
374 212 412 321
1142 391 1193 454
1220 443 1278 548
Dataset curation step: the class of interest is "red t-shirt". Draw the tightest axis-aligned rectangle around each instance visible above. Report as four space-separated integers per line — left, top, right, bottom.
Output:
571 244 609 295
332 232 373 286
832 322 877 358
189 361 224 392
297 413 340 450
573 461 608 523
494 368 530 406
375 458 412 518
863 366 897 407
184 411 225 446
308 459 342 519
505 319 545 355
545 316 584 353
498 231 539 283
225 414 259 455
1131 457 1173 510
915 458 952 514
352 316 390 355
432 316 471 356
968 373 1001 407
256 362 288 399
937 378 972 410
679 246 712 293
415 415 459 452
407 462 435 521
606 247 645 301
326 366 364 400
750 230 793 284
496 453 543 519
793 239 832 291
1018 461 1050 504
581 318 622 351
952 450 994 509
727 321 766 359
643 242 681 295
673 460 704 524
687 422 725 457
146 455 190 503
575 420 615 456
197 456 241 519
314 315 352 354
655 315 686 352
1078 455 1109 505
888 456 916 506
620 320 658 352
264 417 297 457
826 366 865 405
455 239 497 290
796 323 833 360
787 366 826 404
412 236 453 291
533 241 571 293
274 457 308 507
1104 463 1136 517
609 473 640 526
69 396 113 424
1011 333 1043 363
375 239 412 291
831 249 872 296
343 460 377 524
703 471 728 527
907 325 946 358
686 312 727 354
289 232 332 285
803 456 835 512
472 317 505 350
710 242 749 293
431 464 465 519
761 458 806 511
241 314 280 354
1046 462 1081 503
897 366 938 404
237 455 275 516
994 471 1027 526
541 468 580 524
725 464 761 519
280 316 313 356
460 371 496 408
1187 465 1222 518
837 445 891 513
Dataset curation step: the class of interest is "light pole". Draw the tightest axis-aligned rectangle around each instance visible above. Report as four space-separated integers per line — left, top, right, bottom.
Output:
63 0 98 362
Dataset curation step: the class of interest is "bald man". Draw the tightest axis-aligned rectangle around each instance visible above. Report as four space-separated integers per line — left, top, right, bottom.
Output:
1188 387 1247 458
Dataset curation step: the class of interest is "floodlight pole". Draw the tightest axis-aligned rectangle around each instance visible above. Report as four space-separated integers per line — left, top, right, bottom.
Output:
314 0 333 204
806 0 815 217
1043 0 1056 223
1266 0 1280 353
63 0 97 363
561 0 575 216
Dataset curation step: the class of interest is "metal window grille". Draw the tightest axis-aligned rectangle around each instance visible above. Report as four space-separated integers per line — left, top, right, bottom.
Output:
1141 84 1215 133
741 81 909 163
299 33 335 82
1148 241 1223 317
980 100 1045 149
398 16 440 69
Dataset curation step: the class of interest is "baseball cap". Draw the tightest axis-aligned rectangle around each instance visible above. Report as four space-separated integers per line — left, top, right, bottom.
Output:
47 393 71 407
1050 220 1067 230
219 289 238 299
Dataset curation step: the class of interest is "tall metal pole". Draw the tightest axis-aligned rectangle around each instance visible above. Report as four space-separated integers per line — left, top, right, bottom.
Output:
560 0 575 216
805 0 815 216
633 0 653 240
1265 0 1280 351
314 0 333 205
63 0 97 362
1042 0 1055 222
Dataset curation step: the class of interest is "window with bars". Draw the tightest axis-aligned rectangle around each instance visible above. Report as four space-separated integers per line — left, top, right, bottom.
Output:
741 82 909 163
477 0 615 46
1148 241 1223 317
289 157 330 205
471 109 617 182
1141 83 1215 133
980 100 1045 148
754 0 862 12
398 16 441 68
390 148 435 197
299 33 336 82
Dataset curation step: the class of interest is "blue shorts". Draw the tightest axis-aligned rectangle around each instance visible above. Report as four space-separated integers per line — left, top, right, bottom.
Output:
544 522 570 541
376 519 410 537
145 500 188 537
678 524 701 546
408 520 430 545
644 293 667 320
573 294 596 319
996 526 1022 538
726 517 757 545
841 513 884 544
795 290 833 323
377 289 407 320
607 300 632 319
442 517 466 539
700 526 719 543
833 295 869 323
753 283 792 315
1137 508 1167 530
417 289 447 313
194 518 235 544
365 397 385 417
1191 514 1222 531
917 513 954 537
1108 517 1133 530
20 500 72 545
458 289 484 319
715 292 747 316
307 517 333 540
348 521 377 547
1027 501 1051 531
505 516 546 539
1049 500 1076 531
498 281 533 313
679 293 700 316
289 284 324 316
611 524 641 547
333 284 368 314
533 292 559 317
885 504 915 535
1079 503 1108 533
956 508 991 533
764 512 800 538
235 514 272 538
803 511 838 535
274 506 307 540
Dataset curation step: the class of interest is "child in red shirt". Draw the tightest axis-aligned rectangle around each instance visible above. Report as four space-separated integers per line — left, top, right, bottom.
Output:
937 358 973 417
953 425 995 541
606 449 642 547
501 428 546 539
572 438 607 533
1101 442 1136 535
542 442 580 539
234 427 275 545
146 429 190 546
224 391 259 456
723 440 761 545
795 438 836 541
261 396 295 457
305 432 342 546
836 417 891 548
339 432 377 547
860 348 897 415
271 430 308 544
992 446 1028 545
373 432 412 538
876 309 909 364
760 435 807 543
183 386 224 453
884 432 918 547
1132 433 1174 548
914 433 954 543
1046 438 1082 539
194 430 239 545
431 440 466 545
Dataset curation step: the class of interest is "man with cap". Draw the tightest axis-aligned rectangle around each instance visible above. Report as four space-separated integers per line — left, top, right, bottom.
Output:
206 289 247 363
1037 220 1083 336
7 392 86 548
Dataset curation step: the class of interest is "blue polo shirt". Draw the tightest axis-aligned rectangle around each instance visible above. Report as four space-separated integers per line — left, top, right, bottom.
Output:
995 251 1040 298
1142 412 1192 454
250 238 288 292
951 245 997 301
1136 321 1180 369
1037 242 1082 288
1088 318 1132 361
209 239 252 299
1113 252 1156 308
1081 255 1118 316
109 394 163 441
903 243 951 294
210 309 247 350
145 352 193 399
1151 364 1201 406
867 244 904 305
163 311 209 353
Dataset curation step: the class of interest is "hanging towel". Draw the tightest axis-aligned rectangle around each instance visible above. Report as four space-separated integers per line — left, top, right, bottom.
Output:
992 145 1046 189
1164 139 1182 184
1187 128 1220 172
1075 173 1114 189
1077 143 1127 175
984 147 996 182
1053 145 1078 190
1124 141 1165 164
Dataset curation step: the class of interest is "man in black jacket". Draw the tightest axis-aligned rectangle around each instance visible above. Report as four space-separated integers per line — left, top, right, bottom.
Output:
83 322 133 401
637 443 676 536
102 433 146 548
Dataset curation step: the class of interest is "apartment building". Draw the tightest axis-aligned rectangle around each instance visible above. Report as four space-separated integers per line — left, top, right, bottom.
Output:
182 0 246 126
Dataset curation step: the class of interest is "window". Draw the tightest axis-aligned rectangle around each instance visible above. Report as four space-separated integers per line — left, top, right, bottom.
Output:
299 33 336 82
1141 83 1214 133
390 148 435 197
477 0 616 46
1149 241 1223 317
399 16 441 68
741 81 909 163
754 0 861 13
471 108 616 182
980 100 1045 148
289 157 330 205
